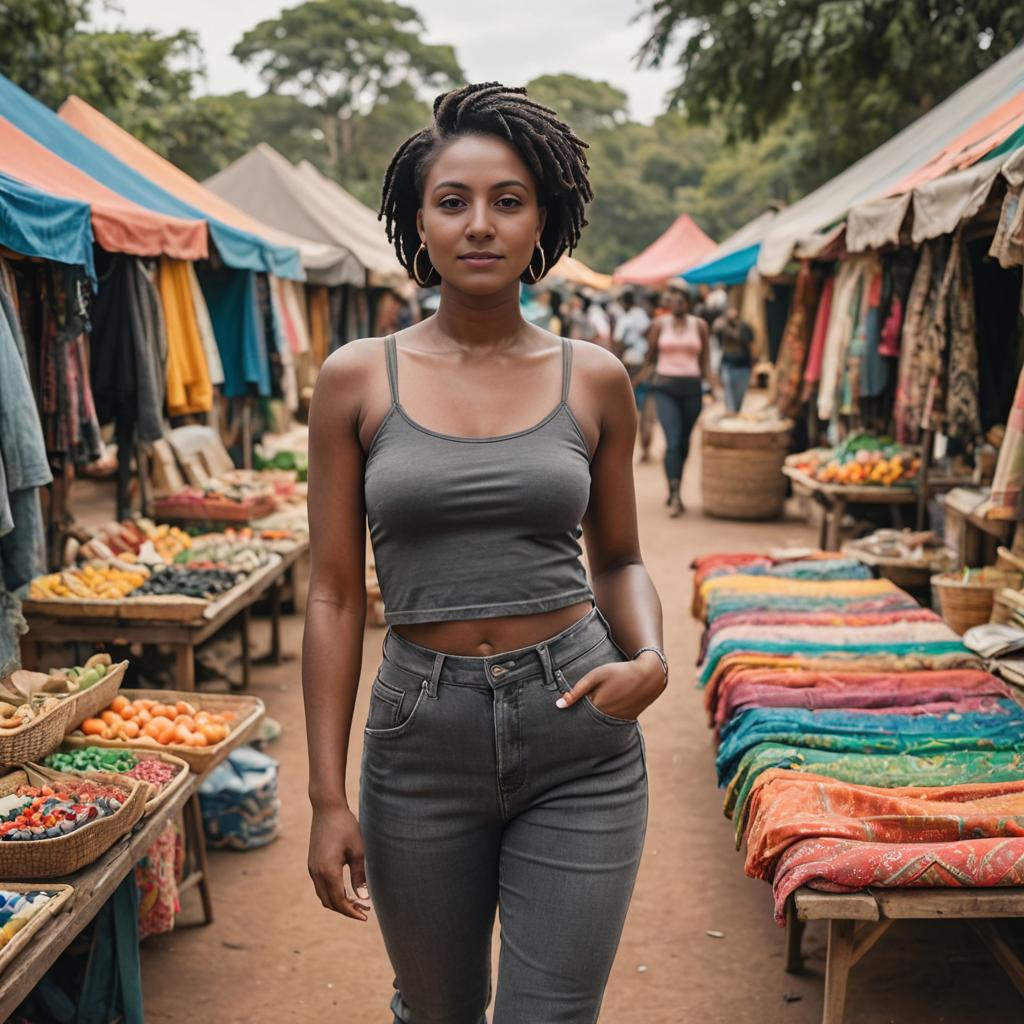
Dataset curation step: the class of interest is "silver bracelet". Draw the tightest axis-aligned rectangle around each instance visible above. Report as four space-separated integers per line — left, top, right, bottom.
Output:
632 646 668 686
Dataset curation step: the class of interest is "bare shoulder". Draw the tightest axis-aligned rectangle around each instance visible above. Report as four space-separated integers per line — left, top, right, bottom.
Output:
311 336 387 429
569 338 631 396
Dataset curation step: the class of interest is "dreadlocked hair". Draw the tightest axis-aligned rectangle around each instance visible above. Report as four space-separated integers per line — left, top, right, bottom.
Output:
379 82 593 285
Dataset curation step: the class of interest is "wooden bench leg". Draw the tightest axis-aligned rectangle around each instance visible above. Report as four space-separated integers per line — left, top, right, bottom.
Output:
270 576 283 665
823 919 855 1024
786 898 805 973
973 920 1024 997
175 645 195 692
178 793 215 926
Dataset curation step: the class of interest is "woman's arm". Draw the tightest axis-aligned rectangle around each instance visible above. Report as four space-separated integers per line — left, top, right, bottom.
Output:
559 349 666 718
303 345 374 922
697 316 720 392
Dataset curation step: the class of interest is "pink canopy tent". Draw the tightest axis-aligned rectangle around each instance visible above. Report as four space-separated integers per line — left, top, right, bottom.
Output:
613 214 716 287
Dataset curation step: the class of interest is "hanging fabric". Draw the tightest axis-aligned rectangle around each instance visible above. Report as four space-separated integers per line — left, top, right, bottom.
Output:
774 263 820 419
158 258 213 416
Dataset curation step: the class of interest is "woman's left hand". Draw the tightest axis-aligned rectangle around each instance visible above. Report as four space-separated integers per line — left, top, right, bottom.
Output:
555 652 667 721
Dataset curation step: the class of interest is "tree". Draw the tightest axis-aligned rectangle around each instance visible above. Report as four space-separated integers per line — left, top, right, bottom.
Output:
636 1 1024 180
233 0 463 179
526 74 629 135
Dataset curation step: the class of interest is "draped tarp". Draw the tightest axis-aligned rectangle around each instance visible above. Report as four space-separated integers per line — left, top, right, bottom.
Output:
613 214 716 287
0 74 298 278
682 208 782 286
0 116 206 262
0 171 95 280
58 99 351 286
549 254 613 290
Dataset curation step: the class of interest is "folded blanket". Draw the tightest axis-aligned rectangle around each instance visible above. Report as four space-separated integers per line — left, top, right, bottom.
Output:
770 836 1024 924
696 576 898 620
713 667 1007 729
715 701 1024 785
705 592 922 623
743 770 1024 881
725 745 1024 845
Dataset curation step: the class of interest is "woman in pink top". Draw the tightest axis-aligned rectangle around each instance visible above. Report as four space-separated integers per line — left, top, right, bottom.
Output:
642 282 715 516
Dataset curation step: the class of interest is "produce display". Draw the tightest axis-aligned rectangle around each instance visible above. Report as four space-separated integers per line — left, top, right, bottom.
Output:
153 479 278 521
44 748 182 791
0 890 58 947
132 565 243 600
77 696 235 748
0 655 116 729
789 435 920 487
29 564 147 601
254 448 307 482
173 530 275 573
0 781 126 841
70 519 192 566
846 529 953 567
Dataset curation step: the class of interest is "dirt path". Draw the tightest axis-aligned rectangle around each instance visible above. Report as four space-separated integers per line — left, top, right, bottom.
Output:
141 425 1023 1023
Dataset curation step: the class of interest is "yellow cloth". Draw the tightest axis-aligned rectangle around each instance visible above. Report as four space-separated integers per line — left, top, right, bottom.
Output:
696 576 898 620
158 257 213 415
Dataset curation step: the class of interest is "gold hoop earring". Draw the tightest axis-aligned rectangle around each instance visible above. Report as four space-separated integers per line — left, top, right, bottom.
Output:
526 243 546 284
412 243 433 287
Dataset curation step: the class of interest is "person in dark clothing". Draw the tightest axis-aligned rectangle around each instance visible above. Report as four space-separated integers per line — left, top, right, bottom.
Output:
713 307 754 413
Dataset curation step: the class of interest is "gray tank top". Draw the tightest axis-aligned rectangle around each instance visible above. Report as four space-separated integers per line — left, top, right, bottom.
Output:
364 335 595 625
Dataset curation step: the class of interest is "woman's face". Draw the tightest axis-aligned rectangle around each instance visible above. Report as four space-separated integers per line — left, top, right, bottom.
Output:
417 134 546 295
667 289 691 317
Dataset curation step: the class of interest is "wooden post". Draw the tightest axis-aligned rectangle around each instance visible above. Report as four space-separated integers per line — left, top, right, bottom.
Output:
240 398 253 470
785 898 805 972
916 428 934 531
823 919 855 1024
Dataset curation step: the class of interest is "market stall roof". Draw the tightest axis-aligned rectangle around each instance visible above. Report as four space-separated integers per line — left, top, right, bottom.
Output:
757 44 1024 275
204 144 393 286
295 159 408 285
0 114 206 263
613 214 717 286
0 171 95 280
58 97 356 287
549 253 613 290
682 207 781 287
0 74 300 279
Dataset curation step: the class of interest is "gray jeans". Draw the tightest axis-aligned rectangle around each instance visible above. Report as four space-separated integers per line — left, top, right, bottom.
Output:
359 606 649 1023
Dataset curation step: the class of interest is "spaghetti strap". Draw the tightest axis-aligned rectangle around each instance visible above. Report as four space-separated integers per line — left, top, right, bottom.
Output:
384 334 400 405
560 337 573 404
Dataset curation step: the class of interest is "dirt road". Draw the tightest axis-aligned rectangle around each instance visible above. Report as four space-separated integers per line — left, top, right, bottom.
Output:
142 432 1022 1023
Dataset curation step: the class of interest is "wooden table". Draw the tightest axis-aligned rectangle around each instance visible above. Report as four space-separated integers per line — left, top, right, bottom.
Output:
784 467 918 551
0 777 194 1018
940 488 1015 568
21 542 307 692
785 888 1024 1024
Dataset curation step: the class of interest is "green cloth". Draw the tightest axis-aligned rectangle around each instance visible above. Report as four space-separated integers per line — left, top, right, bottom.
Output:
725 744 1024 847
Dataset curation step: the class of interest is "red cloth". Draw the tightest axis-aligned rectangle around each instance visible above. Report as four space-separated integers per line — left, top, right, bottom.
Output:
772 836 1024 924
743 770 1024 883
802 274 835 384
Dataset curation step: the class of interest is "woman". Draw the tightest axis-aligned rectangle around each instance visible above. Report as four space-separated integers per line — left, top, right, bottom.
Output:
302 83 667 1023
644 282 717 517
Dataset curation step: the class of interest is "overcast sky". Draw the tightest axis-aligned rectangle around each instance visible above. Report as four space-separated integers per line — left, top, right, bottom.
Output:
94 0 681 123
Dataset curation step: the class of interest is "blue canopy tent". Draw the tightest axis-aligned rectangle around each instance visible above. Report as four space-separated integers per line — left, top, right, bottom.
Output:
682 243 761 288
0 74 302 281
0 171 95 282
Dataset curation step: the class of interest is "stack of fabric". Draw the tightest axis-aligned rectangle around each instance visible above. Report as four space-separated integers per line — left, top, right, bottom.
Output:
692 551 1024 923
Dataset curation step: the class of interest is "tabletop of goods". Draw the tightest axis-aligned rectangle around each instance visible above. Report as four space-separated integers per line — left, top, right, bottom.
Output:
0 655 117 729
76 696 235 749
789 434 920 487
45 748 181 791
0 889 58 947
0 780 127 841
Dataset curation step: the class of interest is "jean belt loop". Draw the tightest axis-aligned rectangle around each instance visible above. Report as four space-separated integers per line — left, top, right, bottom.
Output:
426 652 445 699
535 643 558 691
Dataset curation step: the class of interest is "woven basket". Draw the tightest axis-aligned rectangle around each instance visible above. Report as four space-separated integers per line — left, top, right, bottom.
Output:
701 420 792 521
64 690 264 774
64 661 128 731
0 882 74 977
931 569 1024 635
50 745 192 814
0 766 147 878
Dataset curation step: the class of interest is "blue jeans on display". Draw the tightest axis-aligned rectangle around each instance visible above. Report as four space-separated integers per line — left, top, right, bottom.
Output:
721 363 751 414
358 606 649 1023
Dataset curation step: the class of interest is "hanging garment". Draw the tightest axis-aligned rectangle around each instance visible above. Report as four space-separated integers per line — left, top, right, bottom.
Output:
991 333 1024 517
741 269 770 361
817 257 869 421
89 251 167 444
306 286 330 368
856 266 888 399
877 249 918 358
943 231 982 442
158 258 213 417
990 185 1024 269
774 263 820 418
802 273 834 386
186 262 223 387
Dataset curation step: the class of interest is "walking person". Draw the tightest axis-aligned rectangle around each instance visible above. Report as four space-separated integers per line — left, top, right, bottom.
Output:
644 281 717 517
302 82 666 1024
612 289 655 461
713 306 754 413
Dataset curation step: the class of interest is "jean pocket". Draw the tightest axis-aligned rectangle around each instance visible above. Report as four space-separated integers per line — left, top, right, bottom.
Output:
555 635 637 728
364 675 428 738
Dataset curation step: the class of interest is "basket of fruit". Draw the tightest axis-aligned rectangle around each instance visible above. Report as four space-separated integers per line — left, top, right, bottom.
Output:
0 884 74 975
788 435 921 488
0 766 148 877
66 691 264 773
44 745 191 814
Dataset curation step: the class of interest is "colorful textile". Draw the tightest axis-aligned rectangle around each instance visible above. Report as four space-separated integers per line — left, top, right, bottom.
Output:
715 701 1024 785
725 745 1024 841
743 770 1024 881
705 591 921 623
943 231 982 442
818 256 871 421
772 836 1024 924
197 266 270 398
158 258 213 416
696 575 899 620
802 273 834 385
895 240 941 443
990 351 1024 519
775 263 820 418
134 820 180 940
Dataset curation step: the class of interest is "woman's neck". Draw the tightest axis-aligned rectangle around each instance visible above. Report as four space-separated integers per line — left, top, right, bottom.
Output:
430 281 527 351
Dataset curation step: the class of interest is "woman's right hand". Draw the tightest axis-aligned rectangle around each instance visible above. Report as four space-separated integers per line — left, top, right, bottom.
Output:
308 804 372 921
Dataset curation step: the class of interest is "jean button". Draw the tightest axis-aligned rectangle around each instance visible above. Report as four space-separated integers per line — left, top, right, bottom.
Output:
490 665 507 678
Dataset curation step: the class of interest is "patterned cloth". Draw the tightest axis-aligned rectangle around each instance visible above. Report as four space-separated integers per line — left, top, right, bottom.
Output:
774 263 820 418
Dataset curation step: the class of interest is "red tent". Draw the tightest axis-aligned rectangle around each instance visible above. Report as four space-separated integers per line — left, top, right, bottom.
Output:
613 214 716 287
